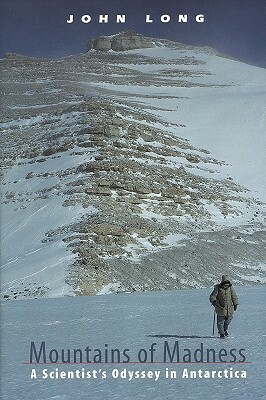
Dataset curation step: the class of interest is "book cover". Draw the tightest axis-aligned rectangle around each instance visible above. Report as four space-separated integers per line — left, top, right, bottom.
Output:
0 1 265 399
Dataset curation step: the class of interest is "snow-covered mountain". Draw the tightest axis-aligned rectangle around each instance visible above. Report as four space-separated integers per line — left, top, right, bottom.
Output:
1 32 265 299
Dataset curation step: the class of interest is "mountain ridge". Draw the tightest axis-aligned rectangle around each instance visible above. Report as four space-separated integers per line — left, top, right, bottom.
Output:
87 30 239 62
1 35 265 299
2 31 242 66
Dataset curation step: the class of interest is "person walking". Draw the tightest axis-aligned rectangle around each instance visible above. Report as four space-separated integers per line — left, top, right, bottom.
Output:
210 275 238 338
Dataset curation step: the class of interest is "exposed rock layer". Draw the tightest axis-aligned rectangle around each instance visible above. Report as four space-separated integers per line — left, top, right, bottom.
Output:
88 31 157 52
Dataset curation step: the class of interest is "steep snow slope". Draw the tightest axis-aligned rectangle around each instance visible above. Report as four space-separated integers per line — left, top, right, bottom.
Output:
0 37 265 298
0 286 265 399
91 47 266 200
1 148 95 297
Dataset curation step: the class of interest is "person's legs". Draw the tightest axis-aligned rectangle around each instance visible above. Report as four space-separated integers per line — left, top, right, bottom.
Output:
224 315 233 333
217 315 225 335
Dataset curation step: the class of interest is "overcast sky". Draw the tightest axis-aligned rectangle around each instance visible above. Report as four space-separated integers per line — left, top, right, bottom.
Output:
0 0 265 67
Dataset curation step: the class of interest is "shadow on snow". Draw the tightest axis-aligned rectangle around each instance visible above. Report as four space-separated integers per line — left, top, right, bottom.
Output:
148 334 216 339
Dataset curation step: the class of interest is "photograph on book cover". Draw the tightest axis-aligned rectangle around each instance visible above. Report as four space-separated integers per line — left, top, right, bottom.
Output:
0 0 265 399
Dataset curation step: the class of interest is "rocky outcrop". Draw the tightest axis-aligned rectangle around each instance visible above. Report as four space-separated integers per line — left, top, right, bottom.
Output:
111 31 155 51
92 36 112 51
88 31 156 52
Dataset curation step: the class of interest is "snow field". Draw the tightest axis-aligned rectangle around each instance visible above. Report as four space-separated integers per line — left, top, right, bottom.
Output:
0 286 265 399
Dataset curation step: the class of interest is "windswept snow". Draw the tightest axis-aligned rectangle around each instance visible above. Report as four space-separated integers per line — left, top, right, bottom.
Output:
0 286 265 399
1 143 97 298
92 47 266 201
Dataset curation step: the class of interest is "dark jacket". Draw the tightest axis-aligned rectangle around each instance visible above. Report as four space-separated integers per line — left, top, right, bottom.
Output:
210 275 238 317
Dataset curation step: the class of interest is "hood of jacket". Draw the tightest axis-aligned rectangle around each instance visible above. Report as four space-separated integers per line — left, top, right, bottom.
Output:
221 275 231 284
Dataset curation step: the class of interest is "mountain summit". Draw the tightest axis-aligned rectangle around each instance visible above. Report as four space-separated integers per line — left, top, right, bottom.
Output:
87 30 229 59
87 30 157 52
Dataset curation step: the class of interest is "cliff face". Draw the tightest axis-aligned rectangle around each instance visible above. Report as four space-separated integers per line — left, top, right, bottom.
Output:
87 31 156 52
